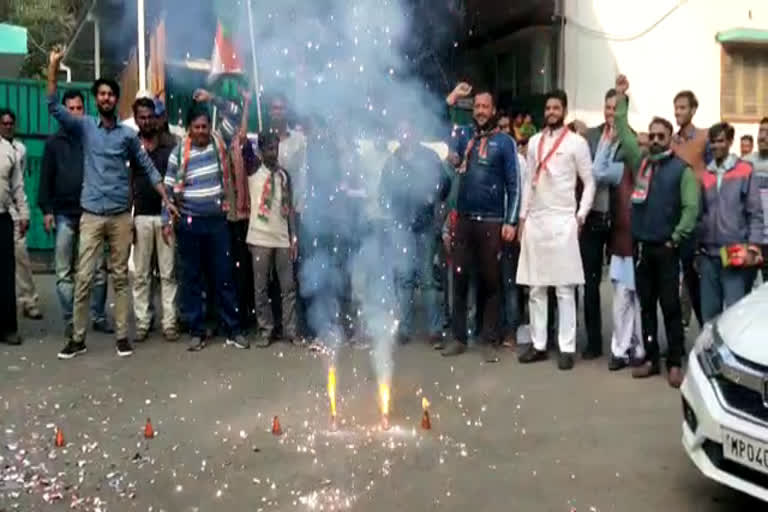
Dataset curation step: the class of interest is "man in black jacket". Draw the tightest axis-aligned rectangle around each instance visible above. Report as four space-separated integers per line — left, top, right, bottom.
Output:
38 90 112 338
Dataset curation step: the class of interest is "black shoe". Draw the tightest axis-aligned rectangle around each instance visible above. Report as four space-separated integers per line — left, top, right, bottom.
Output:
396 333 410 345
518 345 548 364
58 340 86 360
187 336 207 352
93 320 114 334
23 307 43 320
558 353 575 371
482 344 500 363
0 333 22 345
134 329 149 343
608 356 629 372
581 349 603 360
430 334 445 351
116 339 134 357
441 341 467 357
632 361 661 379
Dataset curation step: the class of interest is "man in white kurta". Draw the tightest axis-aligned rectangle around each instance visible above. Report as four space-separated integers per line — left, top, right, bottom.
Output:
517 90 595 370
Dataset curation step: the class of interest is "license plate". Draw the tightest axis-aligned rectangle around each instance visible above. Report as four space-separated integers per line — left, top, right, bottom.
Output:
722 428 768 475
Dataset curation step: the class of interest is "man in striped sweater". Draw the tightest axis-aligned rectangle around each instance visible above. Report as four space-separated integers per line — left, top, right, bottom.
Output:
162 104 248 352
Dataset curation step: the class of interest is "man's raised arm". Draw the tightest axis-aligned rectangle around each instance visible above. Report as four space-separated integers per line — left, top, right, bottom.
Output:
614 74 643 173
46 48 83 133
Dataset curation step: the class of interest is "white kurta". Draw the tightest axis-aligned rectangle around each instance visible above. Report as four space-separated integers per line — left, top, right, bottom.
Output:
516 127 595 286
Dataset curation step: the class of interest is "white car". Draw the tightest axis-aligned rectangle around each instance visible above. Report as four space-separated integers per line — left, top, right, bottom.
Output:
682 283 768 501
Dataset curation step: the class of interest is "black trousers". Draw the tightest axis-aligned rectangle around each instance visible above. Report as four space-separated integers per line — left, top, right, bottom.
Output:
579 211 611 354
228 220 255 330
0 213 17 337
680 238 703 328
635 241 685 368
452 218 502 345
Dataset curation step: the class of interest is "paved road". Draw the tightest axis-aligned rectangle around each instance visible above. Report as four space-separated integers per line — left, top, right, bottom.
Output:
0 276 763 511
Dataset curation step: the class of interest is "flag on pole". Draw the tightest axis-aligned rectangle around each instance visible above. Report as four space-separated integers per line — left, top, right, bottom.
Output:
209 21 244 82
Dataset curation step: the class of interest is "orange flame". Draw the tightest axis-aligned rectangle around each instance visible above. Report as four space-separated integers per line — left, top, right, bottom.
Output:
379 382 390 416
328 367 337 418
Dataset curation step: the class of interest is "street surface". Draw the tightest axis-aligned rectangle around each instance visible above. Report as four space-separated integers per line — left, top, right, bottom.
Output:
0 275 763 511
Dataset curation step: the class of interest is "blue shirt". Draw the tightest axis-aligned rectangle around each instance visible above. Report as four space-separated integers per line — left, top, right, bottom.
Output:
47 92 162 215
451 126 520 224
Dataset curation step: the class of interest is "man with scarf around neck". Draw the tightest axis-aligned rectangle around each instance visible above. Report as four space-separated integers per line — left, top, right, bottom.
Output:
442 82 520 363
193 87 256 333
696 122 763 322
517 89 595 371
161 103 248 352
745 117 768 287
246 132 298 348
613 75 700 388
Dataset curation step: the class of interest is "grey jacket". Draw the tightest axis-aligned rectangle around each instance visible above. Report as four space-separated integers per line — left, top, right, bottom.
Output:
697 155 763 253
585 123 628 214
0 137 29 220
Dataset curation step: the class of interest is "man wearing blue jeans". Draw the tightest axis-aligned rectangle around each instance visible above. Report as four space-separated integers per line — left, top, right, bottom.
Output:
38 89 111 338
697 122 763 322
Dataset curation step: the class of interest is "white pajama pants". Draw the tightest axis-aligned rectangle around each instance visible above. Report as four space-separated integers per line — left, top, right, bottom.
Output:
610 281 645 360
529 285 576 353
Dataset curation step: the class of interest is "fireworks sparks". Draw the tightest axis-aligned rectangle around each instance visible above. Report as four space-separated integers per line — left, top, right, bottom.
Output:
328 366 338 430
379 382 391 430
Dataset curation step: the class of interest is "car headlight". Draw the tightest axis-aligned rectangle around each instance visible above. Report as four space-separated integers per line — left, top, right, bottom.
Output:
694 322 724 377
693 322 718 354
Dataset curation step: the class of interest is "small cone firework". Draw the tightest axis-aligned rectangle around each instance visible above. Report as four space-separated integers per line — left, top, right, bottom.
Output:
54 427 65 447
271 416 282 436
144 418 154 439
421 397 431 430
421 410 431 430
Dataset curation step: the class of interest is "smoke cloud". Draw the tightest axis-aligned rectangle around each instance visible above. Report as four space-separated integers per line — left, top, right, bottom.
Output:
173 0 456 389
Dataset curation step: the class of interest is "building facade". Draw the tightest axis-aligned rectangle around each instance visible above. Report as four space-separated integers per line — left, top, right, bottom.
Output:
563 0 768 140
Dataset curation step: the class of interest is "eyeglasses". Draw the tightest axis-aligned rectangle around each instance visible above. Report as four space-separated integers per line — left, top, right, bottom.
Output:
648 133 666 141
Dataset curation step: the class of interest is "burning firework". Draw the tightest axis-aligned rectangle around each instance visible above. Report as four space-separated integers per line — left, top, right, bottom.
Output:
379 382 391 430
421 397 431 430
328 366 338 430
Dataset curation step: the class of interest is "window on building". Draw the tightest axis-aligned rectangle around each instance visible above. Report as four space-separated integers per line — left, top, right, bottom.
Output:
721 44 768 122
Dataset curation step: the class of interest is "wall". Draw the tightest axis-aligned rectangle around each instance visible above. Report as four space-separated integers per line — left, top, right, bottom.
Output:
563 0 768 140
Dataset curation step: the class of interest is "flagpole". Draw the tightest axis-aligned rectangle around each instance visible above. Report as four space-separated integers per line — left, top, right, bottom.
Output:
246 0 263 132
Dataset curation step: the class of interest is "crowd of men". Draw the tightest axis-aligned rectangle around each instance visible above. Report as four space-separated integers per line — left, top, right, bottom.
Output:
1 48 767 390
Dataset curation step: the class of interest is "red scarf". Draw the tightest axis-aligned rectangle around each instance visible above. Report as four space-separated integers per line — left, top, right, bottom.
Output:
173 134 231 212
230 136 251 218
532 127 569 187
458 126 499 174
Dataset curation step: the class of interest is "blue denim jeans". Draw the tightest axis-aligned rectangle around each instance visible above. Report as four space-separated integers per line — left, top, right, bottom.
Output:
54 214 107 326
697 254 751 323
393 229 445 338
176 216 241 338
500 242 521 336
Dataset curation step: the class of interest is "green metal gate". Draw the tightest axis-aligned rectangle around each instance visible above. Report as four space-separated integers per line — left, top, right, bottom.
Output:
0 78 96 250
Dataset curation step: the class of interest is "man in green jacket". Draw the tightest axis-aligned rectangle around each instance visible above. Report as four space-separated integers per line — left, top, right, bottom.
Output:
614 75 700 388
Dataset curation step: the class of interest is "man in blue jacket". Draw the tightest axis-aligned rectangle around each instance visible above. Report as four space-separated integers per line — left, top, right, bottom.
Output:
443 82 520 362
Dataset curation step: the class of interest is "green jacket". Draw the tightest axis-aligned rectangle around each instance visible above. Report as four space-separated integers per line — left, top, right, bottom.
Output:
615 95 700 244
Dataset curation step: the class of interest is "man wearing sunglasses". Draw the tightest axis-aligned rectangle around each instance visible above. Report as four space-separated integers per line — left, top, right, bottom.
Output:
613 75 700 388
